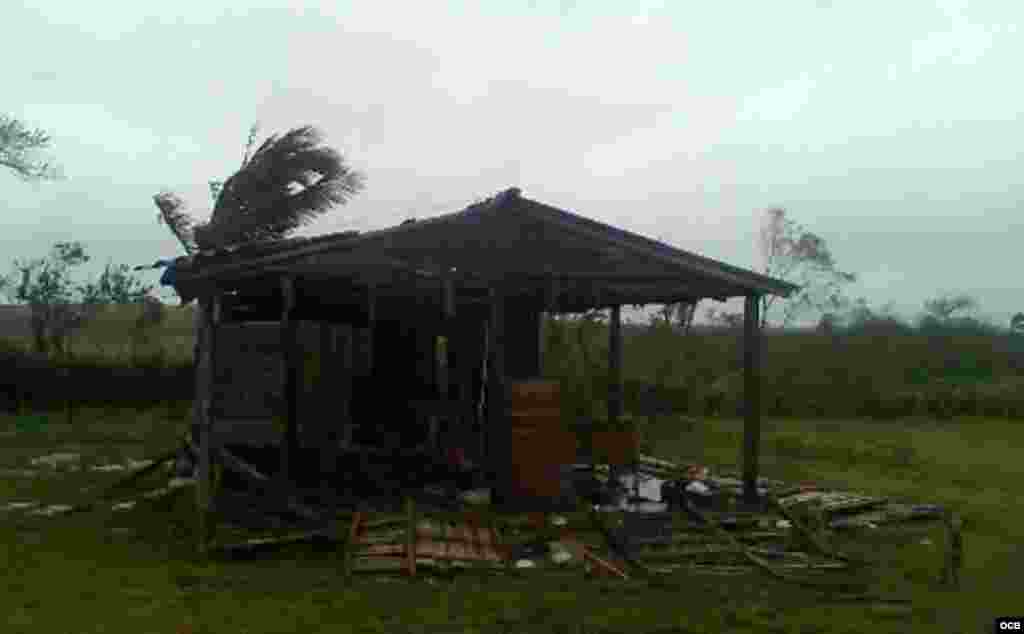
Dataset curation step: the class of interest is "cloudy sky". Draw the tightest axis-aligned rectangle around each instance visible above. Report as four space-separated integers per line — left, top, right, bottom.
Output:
3 0 1021 325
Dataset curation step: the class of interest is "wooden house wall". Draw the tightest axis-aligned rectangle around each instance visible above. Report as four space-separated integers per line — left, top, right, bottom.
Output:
207 290 542 460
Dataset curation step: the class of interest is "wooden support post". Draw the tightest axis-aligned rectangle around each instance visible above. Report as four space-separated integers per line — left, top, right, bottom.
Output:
339 325 354 450
608 304 626 485
365 285 376 374
279 276 299 486
608 305 623 426
319 322 339 478
742 294 762 506
486 286 507 506
442 275 455 320
195 293 221 556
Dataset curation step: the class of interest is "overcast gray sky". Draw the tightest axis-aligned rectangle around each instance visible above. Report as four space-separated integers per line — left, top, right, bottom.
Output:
3 0 1021 325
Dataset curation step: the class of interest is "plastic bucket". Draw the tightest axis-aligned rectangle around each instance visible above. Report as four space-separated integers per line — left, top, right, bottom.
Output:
14 415 48 433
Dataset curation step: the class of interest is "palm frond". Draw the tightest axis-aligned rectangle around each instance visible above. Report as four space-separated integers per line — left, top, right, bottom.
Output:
153 192 198 255
195 125 365 250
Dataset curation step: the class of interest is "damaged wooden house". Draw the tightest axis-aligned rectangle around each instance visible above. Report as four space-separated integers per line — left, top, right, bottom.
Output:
168 187 798 532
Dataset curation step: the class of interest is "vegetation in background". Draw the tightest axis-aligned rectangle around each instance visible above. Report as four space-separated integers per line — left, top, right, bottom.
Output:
704 207 857 331
757 207 857 328
542 292 1024 423
0 242 152 357
0 113 62 181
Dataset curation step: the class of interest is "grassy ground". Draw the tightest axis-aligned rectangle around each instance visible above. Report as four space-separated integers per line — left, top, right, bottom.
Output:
1 407 1018 633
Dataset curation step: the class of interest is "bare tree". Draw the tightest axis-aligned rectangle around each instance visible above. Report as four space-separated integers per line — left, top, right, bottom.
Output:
650 300 699 334
0 114 62 181
759 207 856 328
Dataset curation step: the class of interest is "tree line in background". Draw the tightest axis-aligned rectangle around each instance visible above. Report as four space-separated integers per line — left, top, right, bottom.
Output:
0 241 157 358
2 115 366 362
6 111 1024 420
543 206 1024 423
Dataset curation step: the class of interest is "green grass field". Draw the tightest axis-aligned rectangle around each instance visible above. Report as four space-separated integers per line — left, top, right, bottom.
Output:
1 406 1018 633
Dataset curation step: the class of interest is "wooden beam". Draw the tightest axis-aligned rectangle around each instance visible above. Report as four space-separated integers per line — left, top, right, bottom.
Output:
195 293 221 556
742 294 762 505
278 275 299 485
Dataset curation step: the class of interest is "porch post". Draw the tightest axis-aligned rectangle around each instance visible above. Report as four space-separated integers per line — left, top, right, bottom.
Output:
608 304 626 484
338 325 354 450
365 285 376 373
486 285 507 505
742 294 762 505
319 322 339 477
279 275 299 486
608 305 623 426
195 292 221 555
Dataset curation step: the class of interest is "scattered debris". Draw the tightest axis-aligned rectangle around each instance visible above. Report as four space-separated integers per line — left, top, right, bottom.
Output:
0 468 38 478
89 459 155 473
777 491 886 515
29 504 73 517
459 489 490 505
3 501 39 511
3 439 944 603
549 546 573 565
91 464 127 472
169 477 195 489
30 452 80 468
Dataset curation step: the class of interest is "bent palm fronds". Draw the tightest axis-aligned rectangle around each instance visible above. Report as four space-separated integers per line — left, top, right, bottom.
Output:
152 124 365 255
154 192 198 255
195 125 365 250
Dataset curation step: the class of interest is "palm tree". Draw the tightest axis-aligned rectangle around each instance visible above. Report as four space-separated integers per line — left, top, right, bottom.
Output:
153 124 365 254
